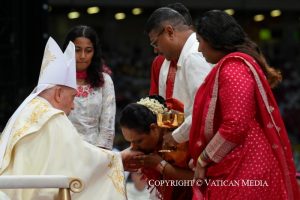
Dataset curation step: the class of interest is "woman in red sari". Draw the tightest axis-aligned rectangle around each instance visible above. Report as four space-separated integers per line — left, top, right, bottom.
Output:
190 10 300 199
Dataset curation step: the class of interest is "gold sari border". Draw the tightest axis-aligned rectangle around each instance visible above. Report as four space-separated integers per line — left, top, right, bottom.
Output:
205 132 237 163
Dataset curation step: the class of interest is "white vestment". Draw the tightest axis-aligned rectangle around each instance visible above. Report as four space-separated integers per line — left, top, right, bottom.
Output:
0 97 126 200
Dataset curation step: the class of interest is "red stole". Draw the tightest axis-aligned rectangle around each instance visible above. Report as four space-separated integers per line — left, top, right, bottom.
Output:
149 55 165 95
165 60 177 99
149 56 178 100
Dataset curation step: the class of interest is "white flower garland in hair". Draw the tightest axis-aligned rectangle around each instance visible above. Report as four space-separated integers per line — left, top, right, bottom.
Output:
137 97 168 115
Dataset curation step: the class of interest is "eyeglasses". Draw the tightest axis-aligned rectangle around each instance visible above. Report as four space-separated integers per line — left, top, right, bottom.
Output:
150 28 165 49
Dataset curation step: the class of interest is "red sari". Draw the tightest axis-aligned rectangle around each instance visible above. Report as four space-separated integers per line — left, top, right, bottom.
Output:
189 52 299 199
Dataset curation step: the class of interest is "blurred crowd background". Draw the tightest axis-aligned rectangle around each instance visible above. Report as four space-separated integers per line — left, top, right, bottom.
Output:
0 0 299 170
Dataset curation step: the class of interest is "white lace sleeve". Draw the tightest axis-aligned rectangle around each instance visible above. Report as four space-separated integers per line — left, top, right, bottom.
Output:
97 73 116 149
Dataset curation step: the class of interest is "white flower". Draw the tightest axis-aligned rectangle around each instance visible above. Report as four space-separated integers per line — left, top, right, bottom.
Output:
137 97 168 115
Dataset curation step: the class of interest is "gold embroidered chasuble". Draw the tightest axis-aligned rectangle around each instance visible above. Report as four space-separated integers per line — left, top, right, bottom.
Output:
0 97 126 200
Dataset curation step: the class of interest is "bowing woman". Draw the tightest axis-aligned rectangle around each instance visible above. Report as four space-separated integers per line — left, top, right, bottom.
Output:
120 95 193 200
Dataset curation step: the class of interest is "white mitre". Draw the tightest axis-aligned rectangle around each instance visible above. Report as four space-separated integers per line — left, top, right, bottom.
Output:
37 37 76 91
0 37 76 168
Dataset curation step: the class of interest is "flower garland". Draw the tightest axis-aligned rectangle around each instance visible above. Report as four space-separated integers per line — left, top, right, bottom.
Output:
137 97 168 115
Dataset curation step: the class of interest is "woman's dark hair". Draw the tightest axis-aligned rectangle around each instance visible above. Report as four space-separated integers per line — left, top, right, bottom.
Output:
63 25 104 88
195 10 282 88
119 95 166 134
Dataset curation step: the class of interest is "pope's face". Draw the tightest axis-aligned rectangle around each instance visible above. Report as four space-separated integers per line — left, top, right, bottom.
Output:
58 87 77 115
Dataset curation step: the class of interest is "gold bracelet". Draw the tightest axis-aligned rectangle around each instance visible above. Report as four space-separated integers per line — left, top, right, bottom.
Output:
197 155 207 168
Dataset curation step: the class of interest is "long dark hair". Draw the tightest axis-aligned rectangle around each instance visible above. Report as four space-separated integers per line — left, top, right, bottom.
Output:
119 95 166 134
63 25 104 88
195 10 282 88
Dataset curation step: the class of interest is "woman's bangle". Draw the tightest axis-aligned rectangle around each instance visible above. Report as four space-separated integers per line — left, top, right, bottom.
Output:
202 150 210 161
156 160 168 174
197 155 208 168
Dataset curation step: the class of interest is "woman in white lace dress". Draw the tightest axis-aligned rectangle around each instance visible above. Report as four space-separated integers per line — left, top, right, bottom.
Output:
63 25 116 149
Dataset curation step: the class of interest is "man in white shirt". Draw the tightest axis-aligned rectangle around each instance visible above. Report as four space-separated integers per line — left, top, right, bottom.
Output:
145 7 212 145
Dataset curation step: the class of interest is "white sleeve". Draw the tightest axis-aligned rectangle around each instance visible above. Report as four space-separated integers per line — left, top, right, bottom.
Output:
98 73 116 150
172 52 212 143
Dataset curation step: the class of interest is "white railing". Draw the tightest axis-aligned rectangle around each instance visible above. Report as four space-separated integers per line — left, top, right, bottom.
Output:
0 175 84 200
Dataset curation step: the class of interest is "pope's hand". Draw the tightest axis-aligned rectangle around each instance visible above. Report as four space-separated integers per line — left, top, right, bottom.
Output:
121 147 144 172
134 153 163 169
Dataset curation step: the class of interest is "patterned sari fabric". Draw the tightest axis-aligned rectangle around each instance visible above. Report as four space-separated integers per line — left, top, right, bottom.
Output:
189 52 299 199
